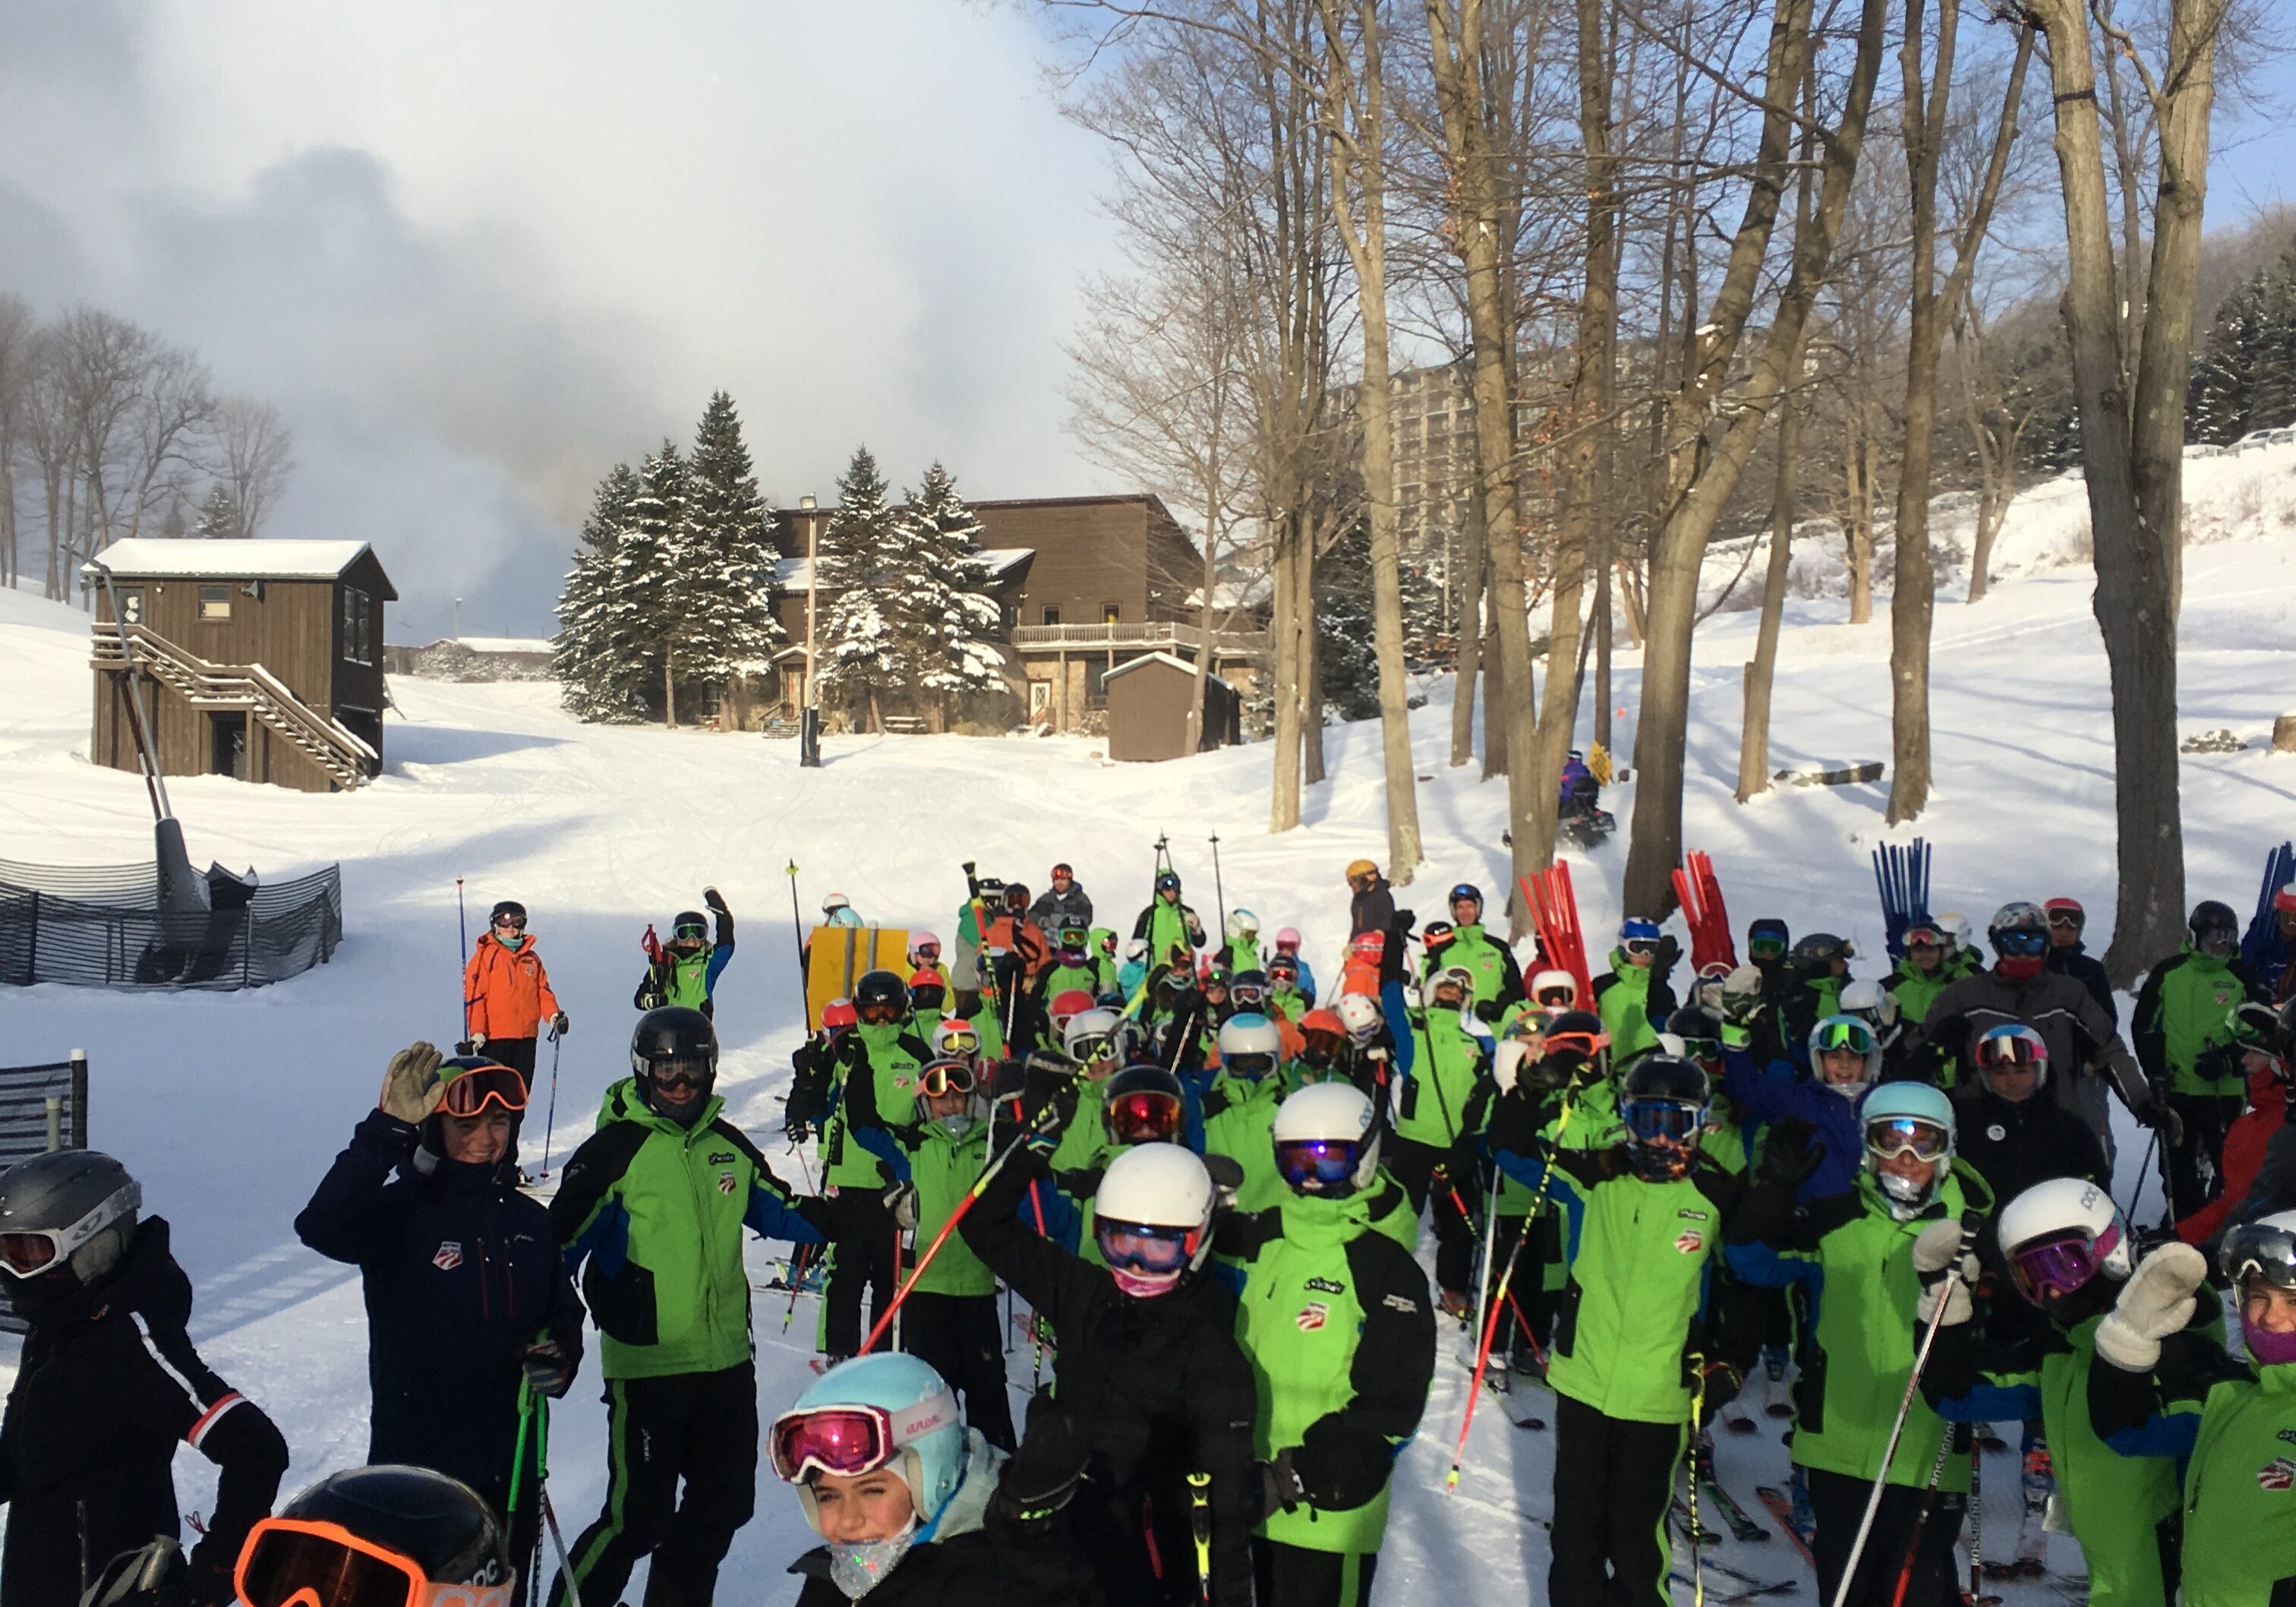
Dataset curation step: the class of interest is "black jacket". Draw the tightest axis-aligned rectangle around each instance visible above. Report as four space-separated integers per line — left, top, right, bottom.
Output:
1949 1084 2109 1304
0 1218 289 1607
1029 883 1095 935
1349 879 1409 983
962 1149 1258 1607
2045 941 2116 1027
295 1110 584 1493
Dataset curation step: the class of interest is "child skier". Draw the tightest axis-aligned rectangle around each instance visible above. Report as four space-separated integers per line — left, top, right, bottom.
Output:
462 898 568 1078
633 887 735 1016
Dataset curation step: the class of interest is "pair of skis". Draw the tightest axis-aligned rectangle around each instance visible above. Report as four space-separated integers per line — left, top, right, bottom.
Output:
1670 851 1738 974
1518 861 1595 1005
1670 1501 1796 1602
1871 838 1933 961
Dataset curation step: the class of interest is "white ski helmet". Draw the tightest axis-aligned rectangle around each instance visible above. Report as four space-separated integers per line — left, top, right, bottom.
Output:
1216 1012 1283 1063
1228 908 1260 939
1427 965 1476 1008
1837 978 1898 1031
1934 911 1974 955
1270 1080 1382 1195
1093 1145 1216 1296
1063 1007 1123 1062
822 892 851 915
1530 968 1578 1006
1335 993 1385 1043
1997 1177 2131 1306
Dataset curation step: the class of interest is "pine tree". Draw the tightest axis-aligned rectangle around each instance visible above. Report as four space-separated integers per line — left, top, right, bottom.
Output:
1315 518 1383 722
680 392 787 699
816 447 905 729
900 463 1008 726
191 485 241 540
556 463 652 721
2188 236 2296 444
624 444 692 725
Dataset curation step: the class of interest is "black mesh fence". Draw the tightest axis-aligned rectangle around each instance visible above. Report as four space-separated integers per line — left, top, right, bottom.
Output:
0 1053 90 1334
0 859 341 989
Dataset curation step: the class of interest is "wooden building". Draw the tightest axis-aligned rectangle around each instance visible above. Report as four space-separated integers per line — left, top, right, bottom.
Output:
1104 651 1241 762
86 538 396 793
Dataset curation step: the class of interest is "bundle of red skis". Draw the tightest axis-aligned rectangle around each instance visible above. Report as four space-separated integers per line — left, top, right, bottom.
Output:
1516 860 1594 1005
1670 851 1736 973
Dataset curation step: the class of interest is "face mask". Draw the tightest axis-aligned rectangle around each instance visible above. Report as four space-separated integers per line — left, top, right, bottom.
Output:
828 1523 918 1599
496 930 526 949
1874 1167 1930 1218
2243 1311 2296 1367
937 1113 975 1141
1997 953 2045 980
1111 1265 1182 1299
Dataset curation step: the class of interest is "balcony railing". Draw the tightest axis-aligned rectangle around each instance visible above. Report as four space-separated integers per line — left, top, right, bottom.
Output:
1010 620 1269 658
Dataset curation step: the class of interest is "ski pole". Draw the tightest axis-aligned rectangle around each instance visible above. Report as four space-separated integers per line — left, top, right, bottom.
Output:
538 1031 561 1179
1446 1175 1543 1362
2124 1125 2163 1229
782 1242 812 1331
859 1119 1045 1356
1686 1359 1709 1607
1209 832 1225 952
516 1381 584 1606
456 877 468 1034
1830 1264 1966 1607
1966 1444 1984 1607
1887 1432 1957 1607
1187 1470 1213 1605
787 860 810 1021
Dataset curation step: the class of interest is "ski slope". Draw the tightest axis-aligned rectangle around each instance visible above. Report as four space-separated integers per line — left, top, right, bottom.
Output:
2 438 2292 1601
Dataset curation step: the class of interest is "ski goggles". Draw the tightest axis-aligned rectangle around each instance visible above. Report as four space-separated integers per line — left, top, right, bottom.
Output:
916 1062 978 1099
1274 1138 1363 1190
1864 1116 1951 1163
1993 930 2049 958
2045 910 2085 931
2195 925 2240 957
671 921 708 944
645 1056 712 1092
1544 1026 1609 1061
1902 925 1944 950
437 1064 528 1119
1748 936 1787 959
769 1390 961 1484
1623 1099 1705 1144
1267 958 1301 982
1223 1052 1278 1080
1096 1219 1200 1274
1069 1033 1115 1064
1813 1020 1877 1055
2007 1224 2121 1305
858 999 904 1025
1300 1029 1346 1064
1974 1031 2046 1072
912 942 941 961
0 1187 139 1278
1533 984 1577 1007
1105 1088 1184 1145
1673 1033 1722 1065
235 1517 513 1607
1506 1008 1556 1041
1623 938 1661 958
2222 1219 2296 1293
1228 981 1269 1010
935 1023 982 1056
490 913 527 932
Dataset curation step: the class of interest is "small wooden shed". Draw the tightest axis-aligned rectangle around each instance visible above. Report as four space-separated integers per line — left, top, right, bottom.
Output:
85 538 397 793
1103 651 1241 762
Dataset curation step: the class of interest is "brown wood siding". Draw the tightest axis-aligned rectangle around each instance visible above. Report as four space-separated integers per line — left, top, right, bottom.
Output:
330 549 393 722
973 500 1152 627
1105 656 1238 762
91 661 341 793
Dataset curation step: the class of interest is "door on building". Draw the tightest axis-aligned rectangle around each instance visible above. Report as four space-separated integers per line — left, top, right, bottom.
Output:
210 712 248 780
1029 680 1051 725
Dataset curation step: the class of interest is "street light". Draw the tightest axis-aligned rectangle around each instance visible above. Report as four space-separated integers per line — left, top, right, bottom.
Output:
798 495 822 768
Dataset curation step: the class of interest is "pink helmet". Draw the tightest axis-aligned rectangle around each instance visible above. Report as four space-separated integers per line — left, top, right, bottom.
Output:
910 930 942 953
1275 927 1304 951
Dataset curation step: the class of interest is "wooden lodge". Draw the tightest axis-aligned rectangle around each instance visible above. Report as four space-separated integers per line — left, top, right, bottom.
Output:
85 538 396 794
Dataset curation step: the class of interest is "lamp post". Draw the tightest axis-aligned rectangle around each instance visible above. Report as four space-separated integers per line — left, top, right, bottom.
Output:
798 495 822 768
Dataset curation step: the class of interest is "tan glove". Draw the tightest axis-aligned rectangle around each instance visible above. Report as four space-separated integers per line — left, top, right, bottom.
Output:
379 1042 446 1124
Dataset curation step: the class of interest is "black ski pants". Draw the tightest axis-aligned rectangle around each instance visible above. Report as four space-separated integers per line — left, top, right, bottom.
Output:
1384 1136 1476 1299
2163 1091 2244 1220
1806 1462 1965 1607
1548 1391 1685 1607
899 1291 1015 1450
547 1362 758 1607
824 1192 899 1359
1250 1538 1377 1607
490 1037 538 1078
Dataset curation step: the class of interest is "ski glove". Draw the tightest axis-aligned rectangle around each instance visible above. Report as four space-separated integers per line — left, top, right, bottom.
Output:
1753 1115 1824 1192
2139 1093 2184 1148
703 886 727 912
1203 1152 1244 1212
2094 1241 2208 1372
468 1032 487 1051
1652 934 1683 974
521 1335 574 1399
549 1011 570 1037
1720 965 1768 1025
379 1041 446 1125
994 1400 1092 1529
1912 1220 1979 1327
1260 1449 1306 1518
883 1181 920 1233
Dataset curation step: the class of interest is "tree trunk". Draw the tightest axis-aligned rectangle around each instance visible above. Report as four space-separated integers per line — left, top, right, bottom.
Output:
663 647 679 730
1298 518 1325 785
1450 506 1484 767
1737 393 1800 801
1844 390 1877 625
1320 0 1421 878
1269 512 1303 830
1480 617 1507 777
1621 0 1890 917
2027 0 2218 979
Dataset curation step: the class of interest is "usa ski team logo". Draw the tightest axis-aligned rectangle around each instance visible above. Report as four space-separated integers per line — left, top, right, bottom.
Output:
433 1242 463 1271
1296 1301 1329 1332
1675 1230 1705 1255
2259 1456 2296 1492
718 1170 738 1194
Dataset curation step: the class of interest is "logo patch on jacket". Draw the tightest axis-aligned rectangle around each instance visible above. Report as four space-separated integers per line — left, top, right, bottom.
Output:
1676 1208 1710 1222
1296 1301 1329 1331
2259 1456 2296 1492
1382 1293 1421 1314
1305 1277 1345 1295
718 1170 738 1195
433 1242 463 1271
1675 1230 1705 1255
708 1151 737 1165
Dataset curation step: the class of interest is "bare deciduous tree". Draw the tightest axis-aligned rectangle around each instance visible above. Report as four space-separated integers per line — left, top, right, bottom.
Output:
216 395 295 541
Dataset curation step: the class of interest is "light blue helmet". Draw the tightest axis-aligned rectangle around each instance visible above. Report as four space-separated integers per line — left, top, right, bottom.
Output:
1808 1014 1883 1095
1856 1080 1957 1217
787 1353 969 1538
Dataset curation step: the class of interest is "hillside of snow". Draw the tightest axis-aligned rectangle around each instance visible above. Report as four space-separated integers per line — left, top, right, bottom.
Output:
2 435 2293 1602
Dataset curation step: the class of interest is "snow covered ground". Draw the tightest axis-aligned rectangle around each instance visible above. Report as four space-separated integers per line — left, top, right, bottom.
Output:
2 437 2293 1601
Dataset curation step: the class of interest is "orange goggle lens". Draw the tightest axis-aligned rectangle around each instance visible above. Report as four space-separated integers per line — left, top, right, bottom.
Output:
438 1066 528 1119
237 1517 513 1607
917 1062 977 1098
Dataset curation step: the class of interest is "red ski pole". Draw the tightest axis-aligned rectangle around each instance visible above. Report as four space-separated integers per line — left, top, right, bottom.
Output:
859 1120 1042 1356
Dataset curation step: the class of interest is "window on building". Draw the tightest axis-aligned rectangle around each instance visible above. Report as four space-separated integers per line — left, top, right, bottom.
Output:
198 585 232 621
341 586 374 665
1042 605 1061 626
1103 603 1121 624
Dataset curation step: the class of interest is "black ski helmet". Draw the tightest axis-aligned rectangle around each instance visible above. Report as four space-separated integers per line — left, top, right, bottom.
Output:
1623 1052 1710 1107
2190 900 2241 952
0 1148 141 1284
630 1006 718 1113
1102 1065 1188 1147
488 899 526 927
854 969 908 1020
1789 933 1850 971
670 910 709 945
1664 1006 1724 1063
1620 1053 1711 1180
248 1465 509 1599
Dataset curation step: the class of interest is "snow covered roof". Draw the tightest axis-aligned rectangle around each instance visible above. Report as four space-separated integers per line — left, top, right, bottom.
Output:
773 555 813 590
770 549 1033 592
453 636 556 655
977 548 1033 578
1100 650 1232 690
88 538 386 586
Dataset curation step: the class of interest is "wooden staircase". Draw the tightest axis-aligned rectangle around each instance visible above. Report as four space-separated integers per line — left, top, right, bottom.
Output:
91 624 377 789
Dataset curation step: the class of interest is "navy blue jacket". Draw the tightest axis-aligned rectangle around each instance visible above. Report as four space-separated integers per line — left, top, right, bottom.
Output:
1721 1042 1864 1203
296 1110 583 1494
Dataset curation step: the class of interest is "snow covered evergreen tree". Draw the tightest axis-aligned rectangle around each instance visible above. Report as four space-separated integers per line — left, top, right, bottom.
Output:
900 463 1008 727
1316 517 1383 722
190 485 241 541
2190 237 2296 445
680 392 787 703
816 447 905 730
624 443 695 725
556 462 652 721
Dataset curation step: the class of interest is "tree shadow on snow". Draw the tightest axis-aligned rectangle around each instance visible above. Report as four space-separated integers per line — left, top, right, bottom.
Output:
386 727 570 769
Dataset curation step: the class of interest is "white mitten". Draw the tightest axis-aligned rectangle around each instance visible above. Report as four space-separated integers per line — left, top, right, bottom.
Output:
2094 1242 2208 1372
